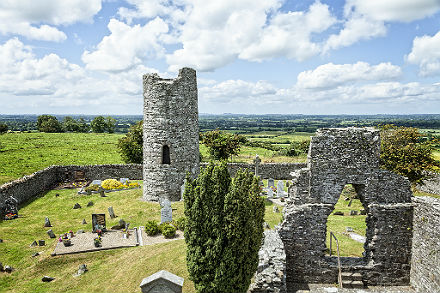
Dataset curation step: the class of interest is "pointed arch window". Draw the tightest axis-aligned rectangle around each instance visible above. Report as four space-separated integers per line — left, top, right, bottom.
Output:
162 145 170 164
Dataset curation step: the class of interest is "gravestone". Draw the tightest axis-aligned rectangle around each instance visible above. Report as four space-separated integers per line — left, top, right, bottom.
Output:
44 217 52 227
73 203 81 209
47 229 56 238
254 154 261 177
267 188 274 199
268 178 275 188
3 196 18 218
87 201 94 207
82 219 87 225
120 178 129 185
38 240 45 246
92 214 106 232
91 180 102 186
161 199 172 224
108 206 116 219
277 181 284 198
139 270 184 293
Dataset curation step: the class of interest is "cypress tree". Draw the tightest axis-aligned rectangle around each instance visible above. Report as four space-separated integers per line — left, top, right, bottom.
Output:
184 162 265 293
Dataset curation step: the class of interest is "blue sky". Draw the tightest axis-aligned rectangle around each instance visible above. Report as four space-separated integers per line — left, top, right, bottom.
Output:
0 0 440 115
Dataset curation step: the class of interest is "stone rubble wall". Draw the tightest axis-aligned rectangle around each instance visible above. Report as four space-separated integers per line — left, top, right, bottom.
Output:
279 128 414 290
410 196 440 293
0 162 303 211
248 230 287 293
417 173 440 195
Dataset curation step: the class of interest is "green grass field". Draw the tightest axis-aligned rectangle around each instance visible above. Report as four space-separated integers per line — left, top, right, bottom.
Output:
0 132 310 185
0 186 283 293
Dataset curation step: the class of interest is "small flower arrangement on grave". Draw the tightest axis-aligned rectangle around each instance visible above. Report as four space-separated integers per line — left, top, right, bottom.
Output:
94 236 102 247
4 213 17 220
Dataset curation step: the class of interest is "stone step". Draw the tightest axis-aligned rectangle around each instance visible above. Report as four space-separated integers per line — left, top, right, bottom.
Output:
341 272 363 281
342 280 365 289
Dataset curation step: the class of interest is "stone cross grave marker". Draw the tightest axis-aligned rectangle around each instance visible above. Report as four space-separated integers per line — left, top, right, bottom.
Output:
161 199 172 224
92 214 106 232
268 178 275 188
277 180 284 198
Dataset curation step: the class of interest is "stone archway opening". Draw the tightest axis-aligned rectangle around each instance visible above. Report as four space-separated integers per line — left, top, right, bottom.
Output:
326 184 367 258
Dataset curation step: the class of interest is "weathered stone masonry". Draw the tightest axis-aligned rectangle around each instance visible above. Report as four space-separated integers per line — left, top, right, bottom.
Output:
143 68 200 201
411 196 440 293
279 128 413 289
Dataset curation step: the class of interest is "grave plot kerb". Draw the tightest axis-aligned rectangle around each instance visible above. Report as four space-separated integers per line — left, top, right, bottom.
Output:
279 128 413 288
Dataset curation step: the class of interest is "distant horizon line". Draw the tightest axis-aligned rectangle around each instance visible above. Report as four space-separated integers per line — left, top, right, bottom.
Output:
0 113 440 116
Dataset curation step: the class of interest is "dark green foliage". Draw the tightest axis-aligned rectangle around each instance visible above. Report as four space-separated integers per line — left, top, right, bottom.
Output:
276 140 310 156
161 223 177 238
145 220 160 236
37 115 63 133
91 116 115 133
62 116 80 132
184 162 265 293
200 129 246 160
380 124 439 185
117 121 143 163
0 122 8 134
77 118 90 133
172 217 186 231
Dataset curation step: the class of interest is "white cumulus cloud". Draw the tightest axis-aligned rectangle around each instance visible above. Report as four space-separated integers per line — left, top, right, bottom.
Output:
82 17 168 72
407 31 440 76
297 62 402 89
0 0 102 41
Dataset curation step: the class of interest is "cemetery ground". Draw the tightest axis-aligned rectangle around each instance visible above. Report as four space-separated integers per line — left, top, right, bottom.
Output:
0 184 283 293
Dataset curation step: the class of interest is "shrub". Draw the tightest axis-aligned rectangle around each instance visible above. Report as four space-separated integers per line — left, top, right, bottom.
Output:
200 129 246 160
161 223 176 238
85 184 100 192
37 115 62 133
0 123 8 134
172 217 185 231
184 162 265 293
145 221 160 236
101 179 122 190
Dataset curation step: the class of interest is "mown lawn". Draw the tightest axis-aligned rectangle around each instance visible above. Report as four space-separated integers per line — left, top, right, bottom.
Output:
0 186 283 293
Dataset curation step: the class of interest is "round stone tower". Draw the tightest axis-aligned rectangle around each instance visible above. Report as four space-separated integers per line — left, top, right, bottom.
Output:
143 67 199 201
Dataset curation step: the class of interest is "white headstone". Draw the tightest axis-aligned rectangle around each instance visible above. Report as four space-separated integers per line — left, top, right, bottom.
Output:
91 180 102 186
268 178 275 188
161 199 172 223
120 178 129 185
180 179 186 199
267 188 273 198
277 181 284 198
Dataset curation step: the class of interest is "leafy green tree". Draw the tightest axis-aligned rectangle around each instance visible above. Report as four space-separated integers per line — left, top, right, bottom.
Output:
62 116 80 132
0 122 8 134
91 116 116 133
106 116 116 133
37 115 62 133
184 162 265 293
77 118 90 133
380 124 439 185
200 129 246 160
118 121 143 163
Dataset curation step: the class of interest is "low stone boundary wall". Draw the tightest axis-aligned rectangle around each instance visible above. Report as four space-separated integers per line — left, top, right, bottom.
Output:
410 196 440 293
1 162 304 210
249 230 287 293
200 162 306 179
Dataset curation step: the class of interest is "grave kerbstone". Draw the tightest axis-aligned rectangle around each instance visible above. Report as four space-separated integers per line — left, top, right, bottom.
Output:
30 241 37 247
42 276 55 282
32 252 39 257
38 240 45 246
4 265 12 273
108 206 116 219
161 199 172 224
44 217 52 227
139 270 184 293
47 229 56 238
